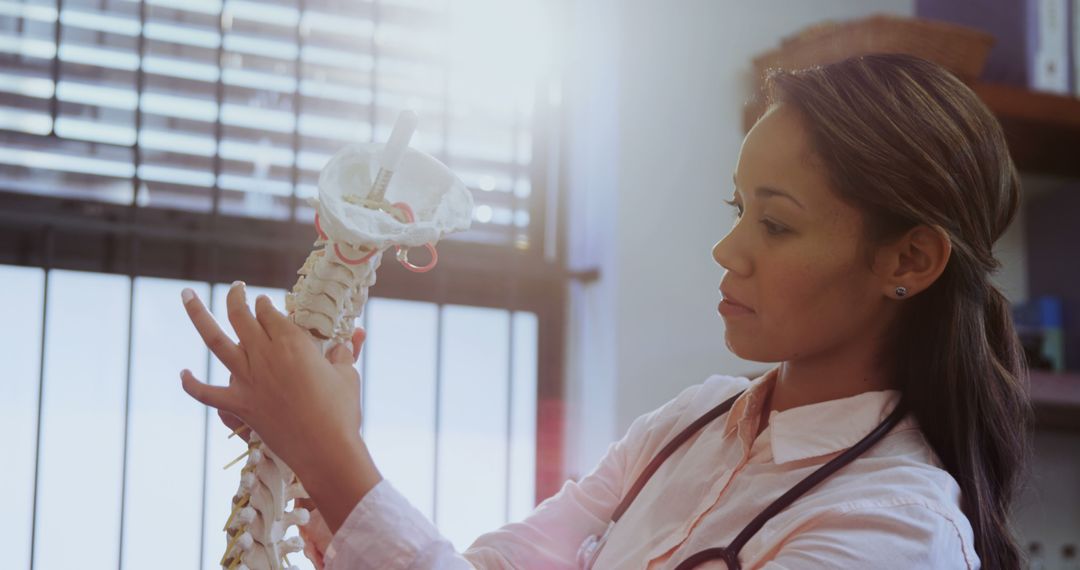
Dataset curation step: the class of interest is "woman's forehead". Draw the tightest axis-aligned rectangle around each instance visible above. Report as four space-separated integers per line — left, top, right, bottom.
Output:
736 105 832 207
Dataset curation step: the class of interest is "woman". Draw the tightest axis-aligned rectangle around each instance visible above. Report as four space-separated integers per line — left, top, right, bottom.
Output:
180 54 1030 569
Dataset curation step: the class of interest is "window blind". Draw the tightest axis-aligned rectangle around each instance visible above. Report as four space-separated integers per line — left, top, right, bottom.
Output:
0 0 553 249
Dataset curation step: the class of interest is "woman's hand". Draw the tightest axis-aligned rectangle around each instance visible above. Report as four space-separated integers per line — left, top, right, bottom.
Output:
179 282 382 532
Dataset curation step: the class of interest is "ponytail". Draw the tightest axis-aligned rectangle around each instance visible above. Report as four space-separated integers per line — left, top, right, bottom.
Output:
893 265 1030 569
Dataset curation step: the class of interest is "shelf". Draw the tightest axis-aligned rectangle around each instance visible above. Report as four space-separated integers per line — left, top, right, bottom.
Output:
971 83 1080 131
970 83 1080 179
1031 370 1080 431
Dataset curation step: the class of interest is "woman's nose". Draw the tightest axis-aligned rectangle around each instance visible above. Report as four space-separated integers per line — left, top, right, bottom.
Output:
712 228 750 276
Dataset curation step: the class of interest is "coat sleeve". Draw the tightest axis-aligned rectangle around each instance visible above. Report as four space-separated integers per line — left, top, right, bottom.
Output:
323 383 710 569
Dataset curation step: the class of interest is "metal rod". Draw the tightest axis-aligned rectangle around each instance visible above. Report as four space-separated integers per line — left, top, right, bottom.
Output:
27 228 53 570
367 168 394 204
503 309 515 524
198 284 215 570
115 273 136 570
432 304 444 522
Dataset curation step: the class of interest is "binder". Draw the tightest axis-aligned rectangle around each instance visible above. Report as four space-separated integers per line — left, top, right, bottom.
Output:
916 0 1074 94
1033 0 1070 94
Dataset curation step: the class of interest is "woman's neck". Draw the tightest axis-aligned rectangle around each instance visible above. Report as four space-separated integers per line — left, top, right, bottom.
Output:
768 339 894 414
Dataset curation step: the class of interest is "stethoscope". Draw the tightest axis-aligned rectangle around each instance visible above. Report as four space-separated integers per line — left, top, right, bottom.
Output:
580 390 907 569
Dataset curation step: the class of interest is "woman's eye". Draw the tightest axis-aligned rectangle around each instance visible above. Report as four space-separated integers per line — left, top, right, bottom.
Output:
762 219 788 235
723 198 743 217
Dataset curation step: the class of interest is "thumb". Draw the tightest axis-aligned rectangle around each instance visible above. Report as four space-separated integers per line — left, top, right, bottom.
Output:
328 342 353 365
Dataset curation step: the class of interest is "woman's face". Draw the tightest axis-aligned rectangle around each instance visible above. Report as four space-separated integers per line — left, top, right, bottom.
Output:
712 104 891 363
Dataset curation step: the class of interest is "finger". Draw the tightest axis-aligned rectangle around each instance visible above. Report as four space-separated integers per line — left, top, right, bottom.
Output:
302 535 325 570
227 281 269 348
181 369 239 413
181 288 248 375
328 342 353 366
351 328 366 364
254 294 296 341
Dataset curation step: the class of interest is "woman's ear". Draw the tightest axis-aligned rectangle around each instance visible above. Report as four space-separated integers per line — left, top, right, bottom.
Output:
873 224 952 299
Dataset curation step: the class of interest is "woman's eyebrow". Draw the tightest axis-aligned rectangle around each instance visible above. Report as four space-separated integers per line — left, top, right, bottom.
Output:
732 173 806 210
756 187 805 210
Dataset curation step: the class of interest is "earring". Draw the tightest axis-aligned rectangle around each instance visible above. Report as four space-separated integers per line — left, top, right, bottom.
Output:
895 286 908 298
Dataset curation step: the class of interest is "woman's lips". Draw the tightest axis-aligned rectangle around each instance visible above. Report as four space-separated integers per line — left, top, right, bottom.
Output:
718 289 754 316
718 298 754 317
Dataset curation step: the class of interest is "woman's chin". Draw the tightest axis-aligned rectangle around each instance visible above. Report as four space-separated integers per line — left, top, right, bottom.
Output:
723 331 773 363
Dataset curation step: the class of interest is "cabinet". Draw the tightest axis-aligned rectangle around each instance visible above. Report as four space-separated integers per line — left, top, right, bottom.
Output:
979 83 1080 431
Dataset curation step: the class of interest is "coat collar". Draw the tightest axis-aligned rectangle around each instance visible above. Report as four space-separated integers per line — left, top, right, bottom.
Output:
724 367 905 465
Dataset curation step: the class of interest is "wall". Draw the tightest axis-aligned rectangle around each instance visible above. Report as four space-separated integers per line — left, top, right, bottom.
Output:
562 0 916 478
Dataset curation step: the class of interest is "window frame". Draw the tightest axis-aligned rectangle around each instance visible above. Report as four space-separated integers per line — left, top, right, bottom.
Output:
0 0 575 520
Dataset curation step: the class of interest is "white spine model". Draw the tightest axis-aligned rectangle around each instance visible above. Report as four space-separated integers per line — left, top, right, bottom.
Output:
220 111 474 570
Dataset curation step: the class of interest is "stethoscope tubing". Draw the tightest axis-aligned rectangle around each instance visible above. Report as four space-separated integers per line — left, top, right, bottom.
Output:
589 391 908 570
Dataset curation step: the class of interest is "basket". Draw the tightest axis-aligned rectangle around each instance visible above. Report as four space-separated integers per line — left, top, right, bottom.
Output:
752 14 996 84
742 14 996 132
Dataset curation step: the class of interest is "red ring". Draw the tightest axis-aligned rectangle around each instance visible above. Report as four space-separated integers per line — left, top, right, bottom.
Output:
318 202 437 268
318 211 374 264
313 212 329 241
396 243 438 273
334 243 378 265
390 201 416 223
388 202 438 272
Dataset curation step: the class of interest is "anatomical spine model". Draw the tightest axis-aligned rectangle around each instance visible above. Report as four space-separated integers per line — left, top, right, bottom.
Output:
220 112 474 570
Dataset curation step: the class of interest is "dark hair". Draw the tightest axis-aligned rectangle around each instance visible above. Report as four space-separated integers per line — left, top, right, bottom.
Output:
762 53 1031 569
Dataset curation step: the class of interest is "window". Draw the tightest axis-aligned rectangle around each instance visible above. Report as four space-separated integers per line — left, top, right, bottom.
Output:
1 0 568 567
0 269 540 567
